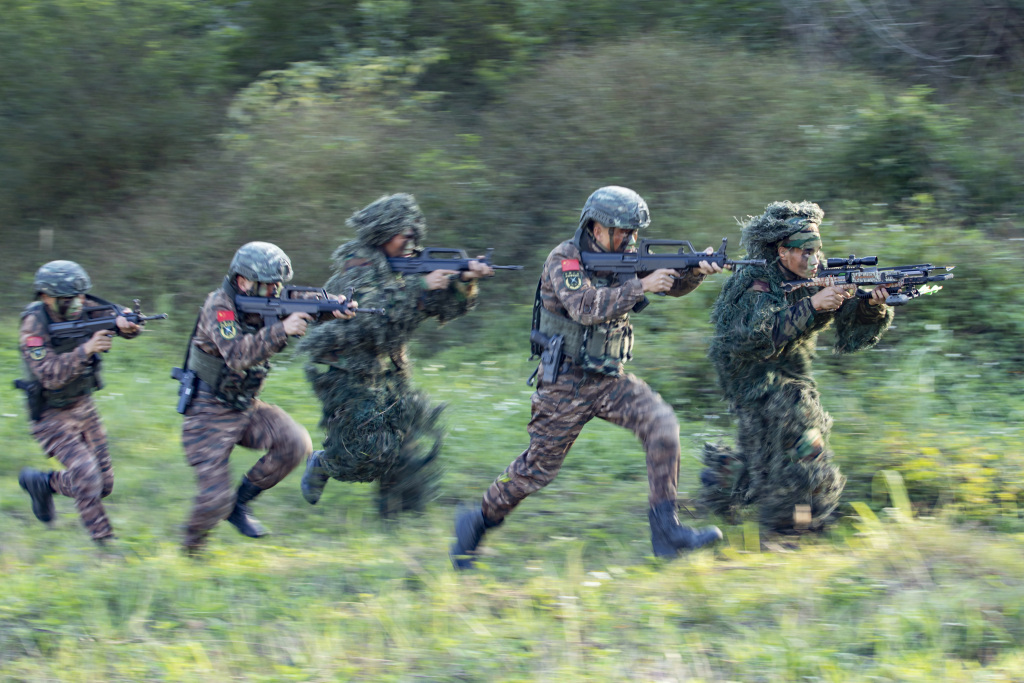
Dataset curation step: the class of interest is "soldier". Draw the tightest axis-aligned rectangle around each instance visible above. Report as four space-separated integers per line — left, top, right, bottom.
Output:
17 260 141 545
698 201 893 534
178 241 354 554
450 186 723 569
298 193 492 517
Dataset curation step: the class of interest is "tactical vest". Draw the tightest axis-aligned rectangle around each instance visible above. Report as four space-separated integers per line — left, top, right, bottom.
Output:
184 284 270 411
21 302 103 408
533 274 634 377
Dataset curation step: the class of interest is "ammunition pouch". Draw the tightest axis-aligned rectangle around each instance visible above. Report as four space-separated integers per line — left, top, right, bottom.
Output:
186 346 268 411
22 306 102 410
537 306 632 377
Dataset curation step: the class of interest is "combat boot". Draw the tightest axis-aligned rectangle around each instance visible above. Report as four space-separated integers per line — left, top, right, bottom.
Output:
226 476 268 538
18 468 56 524
449 504 501 570
649 500 722 558
301 450 329 505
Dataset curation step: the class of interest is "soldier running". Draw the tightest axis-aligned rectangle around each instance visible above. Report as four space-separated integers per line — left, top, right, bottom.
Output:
450 186 724 568
177 242 354 554
17 260 142 545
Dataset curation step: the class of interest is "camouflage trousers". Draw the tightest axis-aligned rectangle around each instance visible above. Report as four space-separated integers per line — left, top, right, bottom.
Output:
181 395 311 547
482 365 680 523
309 366 444 517
31 397 114 540
699 380 846 531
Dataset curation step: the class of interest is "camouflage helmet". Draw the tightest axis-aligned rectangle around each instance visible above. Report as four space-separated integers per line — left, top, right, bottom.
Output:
34 260 91 297
578 186 651 233
740 200 824 262
228 241 294 283
348 193 427 247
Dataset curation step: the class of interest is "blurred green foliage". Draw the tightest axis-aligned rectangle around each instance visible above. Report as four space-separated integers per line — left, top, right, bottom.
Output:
0 0 233 225
3 4 1024 678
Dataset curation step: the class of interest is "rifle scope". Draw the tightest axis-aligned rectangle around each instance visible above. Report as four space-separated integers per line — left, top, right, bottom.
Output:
825 255 878 268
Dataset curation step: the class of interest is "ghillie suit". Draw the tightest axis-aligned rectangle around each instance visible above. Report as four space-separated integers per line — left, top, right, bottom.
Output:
699 201 894 532
299 193 478 516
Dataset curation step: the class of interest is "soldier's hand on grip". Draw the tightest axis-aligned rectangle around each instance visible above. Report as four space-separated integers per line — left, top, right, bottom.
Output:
283 311 314 336
85 329 115 355
810 284 853 312
640 268 677 294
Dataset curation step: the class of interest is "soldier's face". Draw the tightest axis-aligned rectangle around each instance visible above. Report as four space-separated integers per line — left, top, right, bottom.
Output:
255 282 283 297
777 245 821 278
593 223 638 253
42 294 85 320
384 230 416 258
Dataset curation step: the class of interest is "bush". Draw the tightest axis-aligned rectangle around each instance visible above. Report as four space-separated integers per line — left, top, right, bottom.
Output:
0 0 232 230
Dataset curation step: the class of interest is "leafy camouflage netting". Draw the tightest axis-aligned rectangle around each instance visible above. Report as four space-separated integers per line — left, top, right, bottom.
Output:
699 201 893 532
350 193 426 247
298 194 477 517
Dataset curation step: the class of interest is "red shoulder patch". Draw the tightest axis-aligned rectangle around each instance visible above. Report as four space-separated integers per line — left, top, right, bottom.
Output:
749 280 771 293
26 336 44 347
561 259 581 272
216 310 236 322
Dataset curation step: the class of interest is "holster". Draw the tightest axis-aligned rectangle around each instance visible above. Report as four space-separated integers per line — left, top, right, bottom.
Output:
527 330 565 386
171 367 197 414
13 379 44 421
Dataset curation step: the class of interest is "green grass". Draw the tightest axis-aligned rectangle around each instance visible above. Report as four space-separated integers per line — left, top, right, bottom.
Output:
3 321 1024 681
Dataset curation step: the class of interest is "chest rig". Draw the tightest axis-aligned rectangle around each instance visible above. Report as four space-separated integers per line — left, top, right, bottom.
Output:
21 301 104 408
184 280 272 411
531 260 635 378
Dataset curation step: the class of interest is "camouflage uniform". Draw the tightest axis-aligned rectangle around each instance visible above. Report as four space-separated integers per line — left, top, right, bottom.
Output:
17 261 138 541
299 194 476 516
180 243 312 551
452 186 721 568
699 201 894 532
482 237 704 518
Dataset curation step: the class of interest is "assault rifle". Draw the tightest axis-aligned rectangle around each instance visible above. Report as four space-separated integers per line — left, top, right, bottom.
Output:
579 238 766 274
234 286 385 326
48 298 168 343
387 247 524 275
780 255 955 306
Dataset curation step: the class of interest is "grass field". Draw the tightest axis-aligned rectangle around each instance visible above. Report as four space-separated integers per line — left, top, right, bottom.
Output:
2 321 1024 682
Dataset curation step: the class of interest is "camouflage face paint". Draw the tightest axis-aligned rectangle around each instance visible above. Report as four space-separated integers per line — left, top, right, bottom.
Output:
255 282 283 297
401 231 417 256
51 295 83 319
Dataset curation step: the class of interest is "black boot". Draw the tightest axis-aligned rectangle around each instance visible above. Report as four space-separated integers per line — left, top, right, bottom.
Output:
19 468 56 524
649 500 722 558
226 476 268 538
301 450 329 505
449 504 501 570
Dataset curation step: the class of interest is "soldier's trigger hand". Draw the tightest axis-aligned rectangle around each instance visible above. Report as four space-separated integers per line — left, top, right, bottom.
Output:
282 311 313 336
85 329 114 355
640 268 675 294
